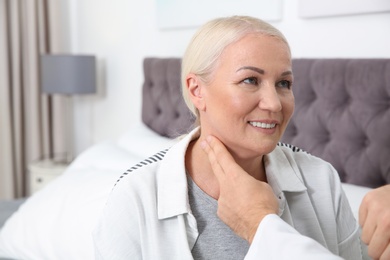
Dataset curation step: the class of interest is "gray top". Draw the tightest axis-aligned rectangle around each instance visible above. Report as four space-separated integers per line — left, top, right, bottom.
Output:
187 175 249 259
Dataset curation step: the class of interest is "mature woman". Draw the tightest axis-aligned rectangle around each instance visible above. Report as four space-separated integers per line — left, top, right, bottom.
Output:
93 16 368 260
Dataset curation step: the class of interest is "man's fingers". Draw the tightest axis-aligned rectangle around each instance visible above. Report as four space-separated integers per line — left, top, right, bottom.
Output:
358 198 368 228
361 211 377 245
381 243 390 260
203 135 242 174
200 136 226 182
367 226 390 260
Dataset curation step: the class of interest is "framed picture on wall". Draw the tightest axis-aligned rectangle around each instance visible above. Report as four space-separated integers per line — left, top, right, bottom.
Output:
155 0 282 29
298 0 390 18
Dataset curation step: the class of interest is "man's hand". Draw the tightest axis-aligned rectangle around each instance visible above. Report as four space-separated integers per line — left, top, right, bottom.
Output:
359 184 390 260
201 135 279 243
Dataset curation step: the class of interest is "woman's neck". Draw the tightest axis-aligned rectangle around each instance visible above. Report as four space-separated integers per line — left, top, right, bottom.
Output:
185 137 267 200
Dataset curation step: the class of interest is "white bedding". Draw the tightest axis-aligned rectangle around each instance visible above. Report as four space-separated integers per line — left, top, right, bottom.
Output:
0 123 177 260
0 123 372 260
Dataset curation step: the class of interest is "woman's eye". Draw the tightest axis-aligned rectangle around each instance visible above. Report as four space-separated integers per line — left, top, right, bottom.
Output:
242 77 258 85
277 80 292 89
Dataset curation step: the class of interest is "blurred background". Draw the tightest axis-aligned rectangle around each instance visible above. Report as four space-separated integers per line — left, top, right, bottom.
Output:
0 0 389 199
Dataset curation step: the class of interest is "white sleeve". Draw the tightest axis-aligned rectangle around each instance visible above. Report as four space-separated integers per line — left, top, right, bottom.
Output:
244 214 343 260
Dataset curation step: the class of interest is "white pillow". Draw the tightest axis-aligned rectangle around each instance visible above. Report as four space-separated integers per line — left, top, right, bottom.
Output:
0 123 178 260
116 122 179 157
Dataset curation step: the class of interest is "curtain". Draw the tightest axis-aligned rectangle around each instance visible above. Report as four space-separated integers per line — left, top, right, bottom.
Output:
0 0 66 199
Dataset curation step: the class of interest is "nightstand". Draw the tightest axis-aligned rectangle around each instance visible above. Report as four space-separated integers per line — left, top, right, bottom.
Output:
28 159 68 194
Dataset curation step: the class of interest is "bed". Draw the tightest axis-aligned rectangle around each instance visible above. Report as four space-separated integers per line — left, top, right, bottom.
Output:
0 57 389 260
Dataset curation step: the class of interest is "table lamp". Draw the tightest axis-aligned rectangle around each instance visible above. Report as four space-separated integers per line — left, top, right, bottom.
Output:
40 54 96 163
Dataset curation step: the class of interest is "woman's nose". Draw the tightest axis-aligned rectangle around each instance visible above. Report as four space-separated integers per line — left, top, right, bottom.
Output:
258 83 282 112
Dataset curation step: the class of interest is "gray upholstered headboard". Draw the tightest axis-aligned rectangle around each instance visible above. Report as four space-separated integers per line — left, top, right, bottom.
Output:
142 57 390 188
142 58 194 138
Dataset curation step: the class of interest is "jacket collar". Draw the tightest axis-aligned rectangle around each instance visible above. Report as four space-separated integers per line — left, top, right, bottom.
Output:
157 127 200 220
264 146 307 194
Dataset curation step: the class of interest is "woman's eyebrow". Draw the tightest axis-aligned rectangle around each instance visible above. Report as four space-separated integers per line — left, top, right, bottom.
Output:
236 66 264 74
281 71 293 76
237 66 293 77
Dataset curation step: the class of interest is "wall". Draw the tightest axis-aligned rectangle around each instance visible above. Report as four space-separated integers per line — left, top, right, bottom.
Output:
67 0 390 156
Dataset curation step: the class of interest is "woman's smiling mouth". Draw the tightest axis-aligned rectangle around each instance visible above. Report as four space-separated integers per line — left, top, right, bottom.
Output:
248 121 277 129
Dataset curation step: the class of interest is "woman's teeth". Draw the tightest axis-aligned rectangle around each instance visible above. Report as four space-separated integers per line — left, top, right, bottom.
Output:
249 121 276 129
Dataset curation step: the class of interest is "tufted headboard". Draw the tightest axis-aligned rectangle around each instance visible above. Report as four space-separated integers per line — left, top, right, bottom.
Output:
142 57 390 188
142 58 194 138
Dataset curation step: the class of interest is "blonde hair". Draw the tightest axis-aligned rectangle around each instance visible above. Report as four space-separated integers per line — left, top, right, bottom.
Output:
181 15 289 125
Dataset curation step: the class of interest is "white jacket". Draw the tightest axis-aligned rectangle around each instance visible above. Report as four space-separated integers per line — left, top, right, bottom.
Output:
93 127 368 260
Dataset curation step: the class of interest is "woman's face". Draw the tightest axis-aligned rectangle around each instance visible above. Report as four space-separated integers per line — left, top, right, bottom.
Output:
199 33 294 159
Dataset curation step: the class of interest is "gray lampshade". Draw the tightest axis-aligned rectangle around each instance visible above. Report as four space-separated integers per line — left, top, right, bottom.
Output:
40 54 96 95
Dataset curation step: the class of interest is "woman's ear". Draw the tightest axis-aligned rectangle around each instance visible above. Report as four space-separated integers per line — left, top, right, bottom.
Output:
186 74 206 111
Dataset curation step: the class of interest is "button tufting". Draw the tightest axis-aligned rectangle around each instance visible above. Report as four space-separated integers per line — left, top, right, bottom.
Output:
345 95 352 106
174 111 180 118
364 137 370 147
